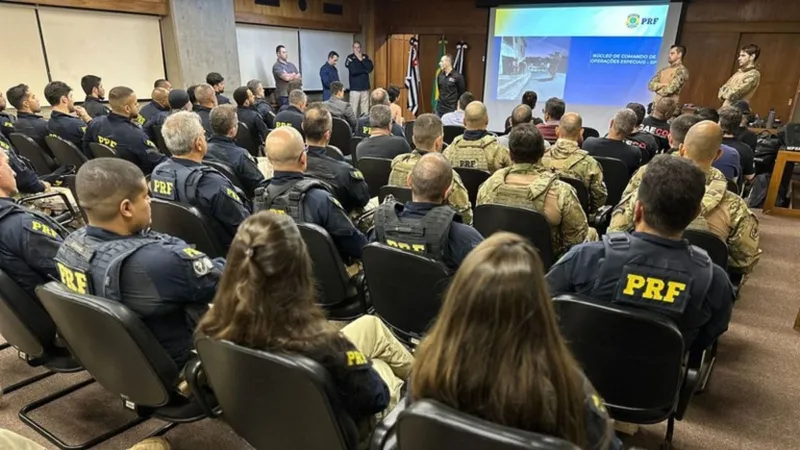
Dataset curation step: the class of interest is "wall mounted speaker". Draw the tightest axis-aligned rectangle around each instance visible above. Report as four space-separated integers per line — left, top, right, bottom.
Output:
255 0 280 6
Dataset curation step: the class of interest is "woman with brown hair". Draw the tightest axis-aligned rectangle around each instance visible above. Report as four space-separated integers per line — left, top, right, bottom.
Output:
197 211 413 426
410 232 620 450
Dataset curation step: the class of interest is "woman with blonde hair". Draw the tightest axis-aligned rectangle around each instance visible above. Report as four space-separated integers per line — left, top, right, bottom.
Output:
411 232 620 450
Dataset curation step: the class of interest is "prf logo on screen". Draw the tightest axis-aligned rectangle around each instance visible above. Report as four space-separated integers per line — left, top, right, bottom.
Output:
626 14 659 28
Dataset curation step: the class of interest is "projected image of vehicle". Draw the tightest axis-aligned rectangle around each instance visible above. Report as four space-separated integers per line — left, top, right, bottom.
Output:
497 36 571 101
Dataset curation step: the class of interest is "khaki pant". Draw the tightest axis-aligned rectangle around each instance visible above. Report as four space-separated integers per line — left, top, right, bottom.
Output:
340 315 414 414
257 157 274 180
0 430 170 450
20 186 84 228
349 91 370 118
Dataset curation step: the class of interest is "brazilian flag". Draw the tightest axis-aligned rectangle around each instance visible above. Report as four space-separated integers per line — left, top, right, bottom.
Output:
432 36 447 111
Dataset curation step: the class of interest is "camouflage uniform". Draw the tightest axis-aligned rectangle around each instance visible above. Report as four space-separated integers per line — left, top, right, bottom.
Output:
388 150 473 225
541 139 607 214
718 65 761 106
476 163 598 257
609 164 760 273
443 134 512 173
647 62 689 103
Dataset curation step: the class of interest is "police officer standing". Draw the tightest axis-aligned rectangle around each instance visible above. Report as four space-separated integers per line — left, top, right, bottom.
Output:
254 127 367 262
246 79 276 129
345 41 373 117
193 84 218 135
207 72 231 105
372 152 483 271
547 155 734 354
0 91 15 140
233 86 269 146
83 86 166 175
56 158 222 368
151 112 250 247
80 75 110 118
6 84 48 151
319 51 340 101
206 104 265 196
443 101 511 172
436 54 466 117
44 81 93 156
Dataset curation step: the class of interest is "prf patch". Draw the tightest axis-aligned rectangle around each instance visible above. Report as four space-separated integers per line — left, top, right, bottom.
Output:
615 268 692 314
26 220 59 238
350 170 364 180
591 394 607 413
180 247 214 277
225 188 242 203
56 262 90 295
329 196 344 210
345 350 367 367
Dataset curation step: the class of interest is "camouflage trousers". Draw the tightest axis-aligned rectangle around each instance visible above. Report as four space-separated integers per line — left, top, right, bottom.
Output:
19 186 85 230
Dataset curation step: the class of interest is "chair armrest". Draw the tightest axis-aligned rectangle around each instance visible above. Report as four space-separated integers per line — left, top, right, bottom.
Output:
183 356 222 418
17 191 76 226
592 205 614 232
369 398 407 450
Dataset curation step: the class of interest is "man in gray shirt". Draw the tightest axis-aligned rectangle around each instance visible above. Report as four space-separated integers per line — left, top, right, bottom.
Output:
272 45 302 108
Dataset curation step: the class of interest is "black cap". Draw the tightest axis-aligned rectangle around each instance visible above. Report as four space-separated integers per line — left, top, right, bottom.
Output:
168 89 190 110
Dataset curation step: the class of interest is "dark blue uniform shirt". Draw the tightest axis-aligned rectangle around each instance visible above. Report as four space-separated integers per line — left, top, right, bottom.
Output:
216 92 231 105
345 53 374 92
306 145 370 213
0 134 45 193
14 112 49 151
354 114 405 138
274 106 305 136
205 135 265 197
47 111 88 155
319 62 340 101
0 111 15 139
253 99 275 129
195 106 213 135
83 113 166 175
83 96 110 118
143 110 171 142
139 100 168 123
238 106 269 147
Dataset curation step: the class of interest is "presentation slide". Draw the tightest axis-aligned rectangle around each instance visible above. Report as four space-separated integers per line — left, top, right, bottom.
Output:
483 2 683 131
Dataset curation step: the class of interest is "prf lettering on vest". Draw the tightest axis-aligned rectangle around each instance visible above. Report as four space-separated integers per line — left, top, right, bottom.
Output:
459 160 477 168
97 136 117 148
151 180 174 196
385 239 426 253
276 122 292 128
269 208 287 215
622 274 686 303
362 126 371 135
56 262 88 294
31 221 58 238
345 350 367 366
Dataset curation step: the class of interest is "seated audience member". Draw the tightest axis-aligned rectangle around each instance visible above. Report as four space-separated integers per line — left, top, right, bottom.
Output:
542 112 607 213
373 153 483 271
443 101 511 172
0 133 48 196
206 104 266 196
387 84 405 126
56 158 222 368
732 100 757 150
83 87 166 175
505 90 544 131
389 114 472 224
193 84 218 134
7 84 48 150
624 102 659 163
641 97 676 153
303 103 369 213
274 89 306 134
187 85 200 111
666 114 700 154
441 92 474 127
583 109 642 175
498 105 551 150
477 123 596 257
247 79 276 129
197 211 413 433
609 121 760 275
80 75 110 118
412 232 620 450
139 87 170 123
324 81 357 129
143 89 193 141
537 97 566 144
234 86 270 146
154 79 172 91
355 105 412 160
694 108 741 180
207 72 231 105
277 80 303 113
547 155 734 353
719 106 755 184
151 112 250 246
255 127 367 261
354 88 405 138
44 81 93 154
0 151 67 299
0 91 15 139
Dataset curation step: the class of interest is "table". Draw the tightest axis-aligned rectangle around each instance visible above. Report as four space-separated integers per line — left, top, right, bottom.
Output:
763 150 800 217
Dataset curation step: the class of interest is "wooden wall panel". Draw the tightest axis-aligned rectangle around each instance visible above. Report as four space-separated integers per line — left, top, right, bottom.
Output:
683 0 800 23
2 0 168 15
234 0 361 33
737 33 800 121
679 32 741 110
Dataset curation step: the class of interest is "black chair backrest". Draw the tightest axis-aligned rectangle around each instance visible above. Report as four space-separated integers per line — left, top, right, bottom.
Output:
325 145 345 161
0 269 57 358
453 167 490 206
379 185 412 204
683 229 728 268
45 136 89 169
330 118 353 157
726 178 739 195
196 337 357 450
153 125 172 156
404 120 415 149
88 142 117 159
203 160 249 198
149 198 228 259
398 399 580 450
443 125 464 145
593 156 630 206
553 294 684 418
37 282 178 407
236 122 261 157
583 127 600 139
558 176 589 215
473 204 555 269
357 157 393 198
9 133 57 174
60 174 88 224
361 243 450 344
297 223 352 308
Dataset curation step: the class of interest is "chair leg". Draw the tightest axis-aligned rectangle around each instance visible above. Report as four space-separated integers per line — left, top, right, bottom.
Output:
18 378 149 450
3 370 57 395
0 342 11 351
661 415 675 450
146 421 179 438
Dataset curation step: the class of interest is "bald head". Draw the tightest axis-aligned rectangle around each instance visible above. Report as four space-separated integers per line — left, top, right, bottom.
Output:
266 126 305 169
194 83 216 108
557 112 582 140
464 101 488 130
682 120 723 166
151 87 169 108
409 153 453 203
370 88 389 107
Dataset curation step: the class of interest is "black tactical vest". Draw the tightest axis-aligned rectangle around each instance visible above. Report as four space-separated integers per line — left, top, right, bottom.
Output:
373 200 456 261
150 160 246 205
254 178 329 223
0 200 69 237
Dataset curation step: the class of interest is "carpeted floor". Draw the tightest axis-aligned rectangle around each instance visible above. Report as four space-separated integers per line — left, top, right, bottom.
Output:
0 211 798 449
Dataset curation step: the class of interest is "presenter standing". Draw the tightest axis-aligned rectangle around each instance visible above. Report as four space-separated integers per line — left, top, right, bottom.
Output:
647 45 689 103
272 45 302 108
436 55 466 117
718 44 761 107
345 41 373 117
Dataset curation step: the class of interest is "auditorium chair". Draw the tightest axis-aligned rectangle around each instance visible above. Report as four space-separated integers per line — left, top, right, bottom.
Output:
350 137 363 161
45 136 89 170
553 294 709 449
473 204 554 269
442 125 464 145
558 176 590 216
152 125 171 156
330 117 353 157
60 174 88 224
194 337 359 450
453 167 490 206
403 120 415 150
16 190 78 227
325 145 346 161
358 157 393 198
203 159 250 199
683 229 728 269
236 122 262 157
361 243 451 346
593 156 630 206
149 198 228 259
9 133 58 175
370 399 580 450
583 127 600 139
379 186 412 204
37 282 216 449
298 223 368 321
88 142 117 159
726 178 740 196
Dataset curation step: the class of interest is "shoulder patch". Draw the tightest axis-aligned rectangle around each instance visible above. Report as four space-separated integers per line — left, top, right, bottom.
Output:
590 393 607 414
24 219 60 239
224 187 243 203
345 350 368 367
175 247 215 277
329 196 344 210
145 139 156 148
349 169 364 180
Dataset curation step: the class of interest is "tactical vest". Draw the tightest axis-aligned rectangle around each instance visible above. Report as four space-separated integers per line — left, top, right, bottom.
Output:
544 149 588 173
150 160 245 206
447 135 494 171
590 233 713 328
0 201 69 238
388 152 421 186
305 156 343 198
54 228 164 299
373 200 456 261
254 178 329 223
